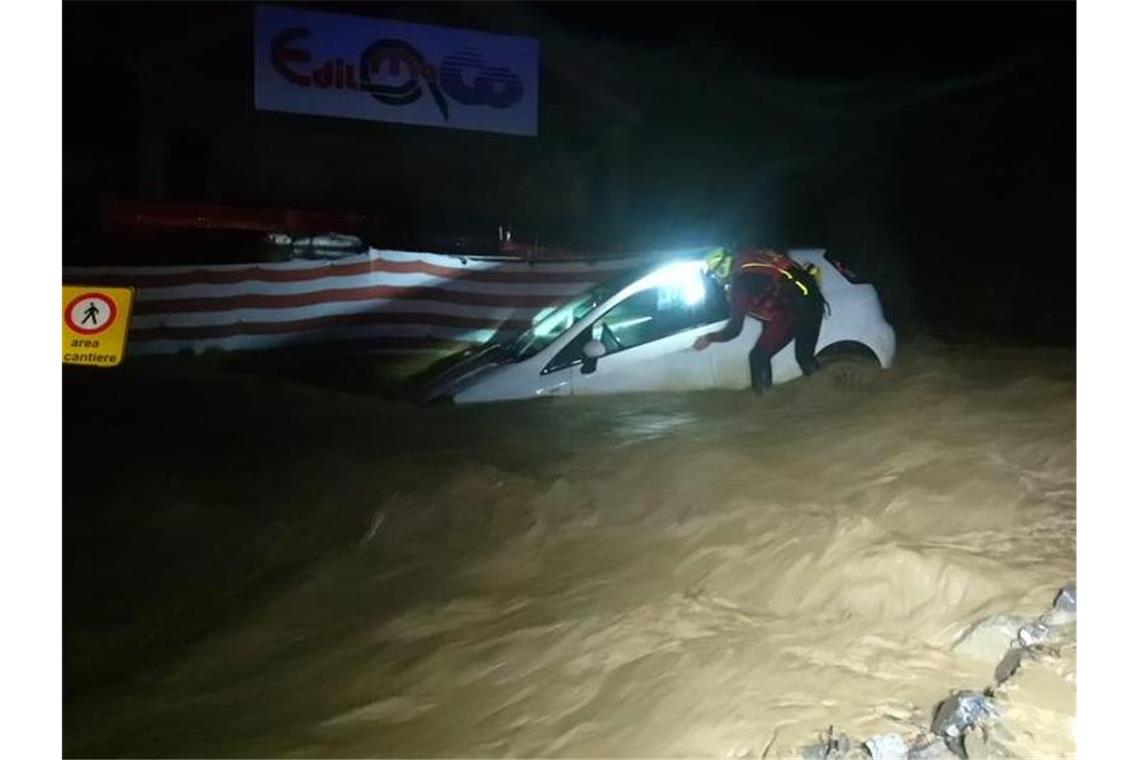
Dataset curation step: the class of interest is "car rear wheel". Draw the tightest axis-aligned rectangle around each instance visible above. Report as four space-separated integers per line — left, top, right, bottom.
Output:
815 342 883 388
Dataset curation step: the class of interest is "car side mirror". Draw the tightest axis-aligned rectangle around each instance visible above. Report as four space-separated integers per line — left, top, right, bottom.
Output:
581 339 606 374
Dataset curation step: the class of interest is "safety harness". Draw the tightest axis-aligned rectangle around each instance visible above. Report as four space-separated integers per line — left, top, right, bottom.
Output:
740 260 821 297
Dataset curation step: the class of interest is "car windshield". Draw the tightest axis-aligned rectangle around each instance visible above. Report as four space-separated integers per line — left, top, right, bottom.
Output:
506 267 648 361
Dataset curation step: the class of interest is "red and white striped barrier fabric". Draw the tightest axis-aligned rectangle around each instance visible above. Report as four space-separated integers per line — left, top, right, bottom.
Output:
64 249 650 356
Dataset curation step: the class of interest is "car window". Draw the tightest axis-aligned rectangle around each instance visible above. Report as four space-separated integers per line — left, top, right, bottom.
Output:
508 267 650 362
508 290 604 362
592 273 727 352
542 270 727 374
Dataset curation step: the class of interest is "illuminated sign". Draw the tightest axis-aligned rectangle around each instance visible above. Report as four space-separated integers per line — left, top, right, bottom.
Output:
254 4 539 136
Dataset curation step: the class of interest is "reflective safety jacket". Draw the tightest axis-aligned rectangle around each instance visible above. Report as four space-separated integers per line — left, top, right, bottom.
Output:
731 248 820 320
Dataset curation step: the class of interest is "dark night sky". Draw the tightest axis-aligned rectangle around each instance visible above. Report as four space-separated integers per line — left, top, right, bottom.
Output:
63 1 1074 340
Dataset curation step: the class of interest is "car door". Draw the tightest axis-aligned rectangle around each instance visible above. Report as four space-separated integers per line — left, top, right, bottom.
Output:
568 275 724 396
705 316 763 389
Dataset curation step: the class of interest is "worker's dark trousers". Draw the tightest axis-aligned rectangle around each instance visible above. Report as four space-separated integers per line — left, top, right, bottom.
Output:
748 343 774 393
748 294 826 394
792 292 825 376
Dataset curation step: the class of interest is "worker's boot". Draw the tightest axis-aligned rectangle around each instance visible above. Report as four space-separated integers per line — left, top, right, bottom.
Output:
799 356 822 377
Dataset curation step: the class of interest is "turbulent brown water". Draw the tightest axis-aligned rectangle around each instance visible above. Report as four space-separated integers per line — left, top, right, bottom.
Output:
63 339 1075 758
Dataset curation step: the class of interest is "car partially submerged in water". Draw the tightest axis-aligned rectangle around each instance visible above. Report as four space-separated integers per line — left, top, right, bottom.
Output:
425 248 896 404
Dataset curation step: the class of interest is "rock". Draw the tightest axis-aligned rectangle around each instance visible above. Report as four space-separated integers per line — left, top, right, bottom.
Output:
994 648 1023 684
931 692 999 759
1017 621 1052 648
865 732 909 759
1016 617 1075 651
1053 584 1075 613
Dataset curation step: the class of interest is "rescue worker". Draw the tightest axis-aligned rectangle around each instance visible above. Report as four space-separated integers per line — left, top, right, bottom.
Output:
693 245 827 394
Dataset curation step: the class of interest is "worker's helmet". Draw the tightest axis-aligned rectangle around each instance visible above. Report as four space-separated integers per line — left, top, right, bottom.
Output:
705 246 734 281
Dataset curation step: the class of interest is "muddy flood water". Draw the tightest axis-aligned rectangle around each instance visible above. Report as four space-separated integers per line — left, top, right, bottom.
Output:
63 339 1075 758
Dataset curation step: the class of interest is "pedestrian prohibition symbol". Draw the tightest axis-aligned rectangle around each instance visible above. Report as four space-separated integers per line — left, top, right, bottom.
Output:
63 285 134 367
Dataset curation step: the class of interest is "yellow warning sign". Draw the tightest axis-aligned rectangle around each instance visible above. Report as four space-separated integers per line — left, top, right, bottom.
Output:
63 285 134 367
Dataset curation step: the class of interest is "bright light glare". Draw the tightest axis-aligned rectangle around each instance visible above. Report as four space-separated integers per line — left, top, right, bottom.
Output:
608 315 653 330
681 279 705 306
653 261 706 307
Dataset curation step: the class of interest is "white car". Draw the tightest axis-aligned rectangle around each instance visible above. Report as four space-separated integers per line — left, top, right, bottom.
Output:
425 248 896 404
